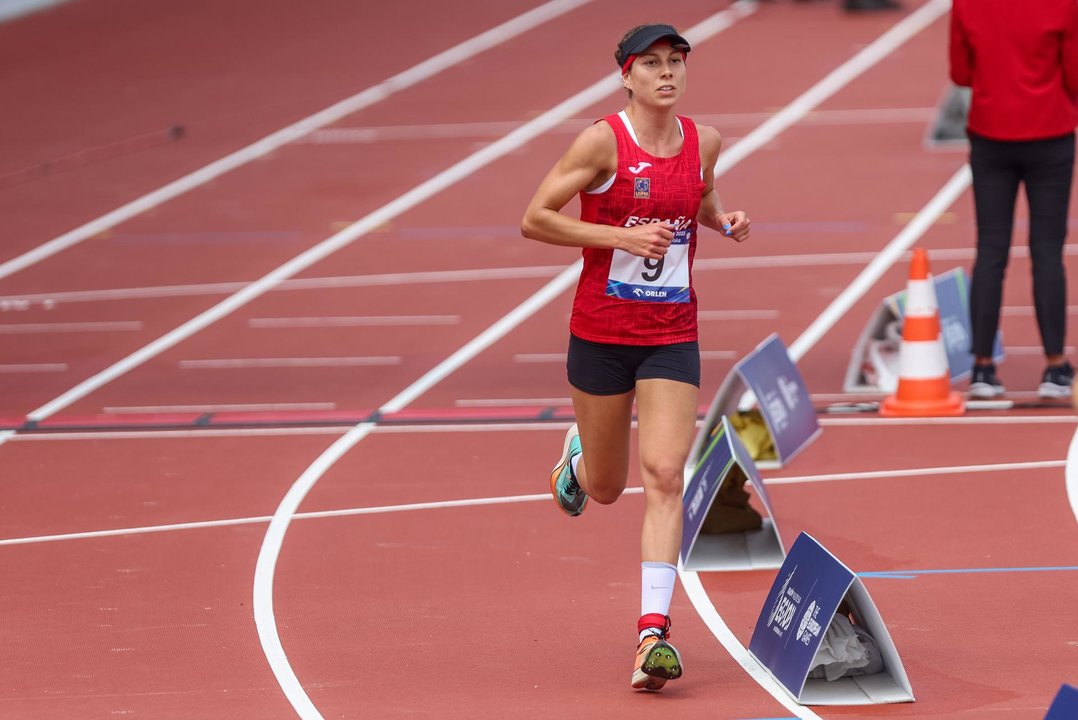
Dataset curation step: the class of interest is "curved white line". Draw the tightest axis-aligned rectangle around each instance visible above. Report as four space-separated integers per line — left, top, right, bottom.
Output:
1066 426 1078 526
253 424 374 719
679 569 824 719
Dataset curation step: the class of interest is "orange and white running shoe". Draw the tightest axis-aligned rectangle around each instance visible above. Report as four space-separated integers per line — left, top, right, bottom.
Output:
631 634 683 691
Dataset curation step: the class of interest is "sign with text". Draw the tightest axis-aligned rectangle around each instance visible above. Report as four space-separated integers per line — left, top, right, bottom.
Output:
694 334 820 469
748 533 914 705
845 267 1004 392
680 416 784 571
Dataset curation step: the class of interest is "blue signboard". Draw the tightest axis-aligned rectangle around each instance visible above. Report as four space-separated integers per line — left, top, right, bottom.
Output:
1045 684 1078 720
748 533 914 705
890 268 1004 382
733 334 821 465
681 416 784 571
749 533 856 698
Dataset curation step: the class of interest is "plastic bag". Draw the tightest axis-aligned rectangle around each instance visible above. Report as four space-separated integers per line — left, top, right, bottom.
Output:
807 614 885 681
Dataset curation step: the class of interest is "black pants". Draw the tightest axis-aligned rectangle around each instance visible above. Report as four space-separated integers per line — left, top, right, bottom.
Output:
969 131 1075 358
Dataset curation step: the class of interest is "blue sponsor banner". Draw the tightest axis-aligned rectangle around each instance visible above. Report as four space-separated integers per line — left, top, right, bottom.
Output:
889 268 1003 382
681 416 784 570
605 280 690 303
734 334 820 465
1045 684 1078 720
749 533 855 699
681 419 737 563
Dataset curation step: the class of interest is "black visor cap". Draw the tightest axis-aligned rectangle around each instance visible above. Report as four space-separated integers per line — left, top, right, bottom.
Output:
616 24 691 68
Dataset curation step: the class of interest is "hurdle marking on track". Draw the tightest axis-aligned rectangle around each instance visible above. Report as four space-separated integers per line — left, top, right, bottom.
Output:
0 0 594 282
102 402 338 414
178 357 401 369
0 321 142 333
0 363 68 373
248 315 460 328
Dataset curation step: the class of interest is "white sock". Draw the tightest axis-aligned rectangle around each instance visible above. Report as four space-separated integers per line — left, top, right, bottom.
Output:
640 561 677 641
570 452 582 480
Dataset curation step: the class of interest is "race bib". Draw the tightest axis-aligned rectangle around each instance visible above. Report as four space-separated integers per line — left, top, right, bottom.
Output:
606 228 691 303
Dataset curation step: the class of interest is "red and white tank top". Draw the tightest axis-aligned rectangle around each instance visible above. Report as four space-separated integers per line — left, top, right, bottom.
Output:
570 111 704 345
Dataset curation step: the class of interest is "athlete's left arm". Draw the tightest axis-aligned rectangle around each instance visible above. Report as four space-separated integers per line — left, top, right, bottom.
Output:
696 125 749 243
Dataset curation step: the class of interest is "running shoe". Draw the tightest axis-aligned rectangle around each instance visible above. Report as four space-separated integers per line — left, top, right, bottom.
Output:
968 364 1005 399
631 634 683 691
549 423 587 516
1038 361 1075 399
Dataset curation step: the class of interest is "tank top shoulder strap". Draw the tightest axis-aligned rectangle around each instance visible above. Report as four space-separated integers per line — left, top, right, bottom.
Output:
677 115 701 172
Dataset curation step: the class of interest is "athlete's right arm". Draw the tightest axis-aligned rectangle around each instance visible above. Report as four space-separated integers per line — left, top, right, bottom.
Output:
520 123 672 260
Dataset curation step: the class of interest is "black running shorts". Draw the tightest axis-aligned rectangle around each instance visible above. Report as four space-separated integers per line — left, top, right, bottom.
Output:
566 333 701 396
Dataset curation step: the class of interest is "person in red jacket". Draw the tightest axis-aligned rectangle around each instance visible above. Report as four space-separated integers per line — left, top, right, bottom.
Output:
520 24 749 690
950 0 1078 399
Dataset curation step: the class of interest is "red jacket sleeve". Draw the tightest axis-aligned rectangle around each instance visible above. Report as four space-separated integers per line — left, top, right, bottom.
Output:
949 3 972 87
1062 0 1078 100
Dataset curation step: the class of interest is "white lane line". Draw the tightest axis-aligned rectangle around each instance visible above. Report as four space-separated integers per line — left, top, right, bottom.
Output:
677 1 953 716
296 107 937 143
4 422 578 442
22 4 756 425
248 315 460 328
0 266 568 305
819 414 1077 426
767 459 1065 486
787 165 972 362
0 0 68 23
512 350 736 362
0 363 68 373
513 353 566 363
1003 305 1078 316
1004 346 1077 355
1065 427 1078 525
0 0 593 281
0 455 1062 548
248 8 760 719
0 429 13 449
178 357 401 369
454 397 572 407
698 309 779 320
0 321 142 333
103 402 338 414
10 243 1078 308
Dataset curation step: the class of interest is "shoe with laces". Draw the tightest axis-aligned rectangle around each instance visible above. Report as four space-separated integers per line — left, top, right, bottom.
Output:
631 632 683 691
1038 361 1075 399
968 364 1005 399
549 424 587 516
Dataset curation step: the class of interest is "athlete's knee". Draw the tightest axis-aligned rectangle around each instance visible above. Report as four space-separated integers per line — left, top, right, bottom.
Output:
641 459 685 498
588 482 625 505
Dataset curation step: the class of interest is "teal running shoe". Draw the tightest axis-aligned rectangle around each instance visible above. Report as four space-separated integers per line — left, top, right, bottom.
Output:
549 423 587 516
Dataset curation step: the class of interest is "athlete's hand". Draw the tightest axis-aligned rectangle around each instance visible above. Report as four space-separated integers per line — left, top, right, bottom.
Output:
718 211 750 243
618 222 674 259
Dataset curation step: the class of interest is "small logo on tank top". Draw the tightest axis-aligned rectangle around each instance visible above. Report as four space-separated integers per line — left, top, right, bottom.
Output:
633 177 650 199
628 162 652 174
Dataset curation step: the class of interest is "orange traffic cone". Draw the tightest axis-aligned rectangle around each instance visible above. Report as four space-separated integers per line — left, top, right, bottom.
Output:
880 248 965 417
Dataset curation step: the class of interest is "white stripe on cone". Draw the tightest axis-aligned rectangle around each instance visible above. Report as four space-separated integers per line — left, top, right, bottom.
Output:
905 278 937 316
896 337 949 379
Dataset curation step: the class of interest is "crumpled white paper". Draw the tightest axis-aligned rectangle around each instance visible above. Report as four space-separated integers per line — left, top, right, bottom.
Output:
808 614 884 681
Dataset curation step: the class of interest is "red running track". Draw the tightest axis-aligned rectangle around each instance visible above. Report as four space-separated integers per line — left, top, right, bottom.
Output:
1 0 1077 718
